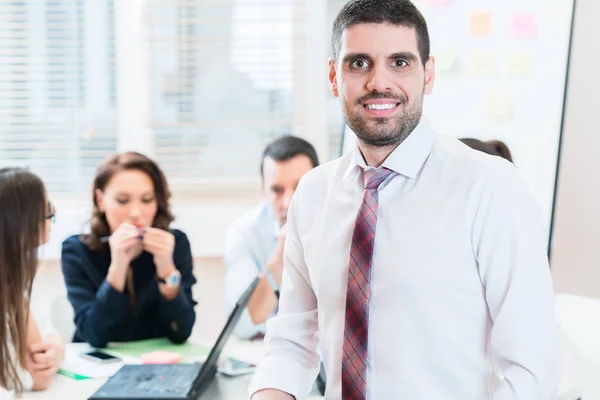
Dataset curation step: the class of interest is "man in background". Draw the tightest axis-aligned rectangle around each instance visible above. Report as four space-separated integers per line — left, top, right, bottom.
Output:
224 136 319 339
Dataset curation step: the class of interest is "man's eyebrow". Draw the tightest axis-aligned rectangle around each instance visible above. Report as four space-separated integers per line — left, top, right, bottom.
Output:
388 52 419 63
342 53 373 64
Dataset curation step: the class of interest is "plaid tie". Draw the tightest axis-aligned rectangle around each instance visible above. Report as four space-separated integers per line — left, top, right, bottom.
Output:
342 167 394 400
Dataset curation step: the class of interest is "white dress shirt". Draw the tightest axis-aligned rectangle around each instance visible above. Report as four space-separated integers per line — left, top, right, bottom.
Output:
225 202 279 339
248 119 557 400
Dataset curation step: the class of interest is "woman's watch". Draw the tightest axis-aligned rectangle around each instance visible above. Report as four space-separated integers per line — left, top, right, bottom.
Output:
157 269 181 288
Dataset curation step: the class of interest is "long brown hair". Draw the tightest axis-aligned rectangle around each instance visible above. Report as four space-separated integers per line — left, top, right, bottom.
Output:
460 138 513 163
0 168 47 394
81 152 174 252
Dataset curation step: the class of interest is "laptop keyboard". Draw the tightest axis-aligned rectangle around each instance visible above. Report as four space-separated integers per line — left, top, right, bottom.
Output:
131 365 199 395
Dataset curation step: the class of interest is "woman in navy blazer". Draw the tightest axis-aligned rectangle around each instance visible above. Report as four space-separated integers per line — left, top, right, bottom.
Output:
61 152 197 348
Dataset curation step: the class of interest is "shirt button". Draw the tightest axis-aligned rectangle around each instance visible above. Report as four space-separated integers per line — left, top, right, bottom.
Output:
171 321 179 332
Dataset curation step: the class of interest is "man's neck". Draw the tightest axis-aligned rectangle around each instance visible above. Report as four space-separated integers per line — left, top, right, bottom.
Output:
357 141 400 167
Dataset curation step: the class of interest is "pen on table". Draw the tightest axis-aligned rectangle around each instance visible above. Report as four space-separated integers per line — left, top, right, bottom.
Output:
58 369 91 381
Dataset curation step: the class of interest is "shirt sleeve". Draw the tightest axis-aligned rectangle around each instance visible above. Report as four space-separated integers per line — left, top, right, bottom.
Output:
61 237 130 348
472 162 558 400
156 231 197 344
248 185 321 399
0 387 14 399
223 222 267 340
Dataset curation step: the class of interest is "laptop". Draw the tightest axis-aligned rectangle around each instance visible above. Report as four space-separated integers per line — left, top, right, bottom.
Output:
88 276 260 400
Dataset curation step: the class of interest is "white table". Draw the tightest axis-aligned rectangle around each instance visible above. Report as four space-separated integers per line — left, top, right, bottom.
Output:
21 338 324 400
21 293 600 400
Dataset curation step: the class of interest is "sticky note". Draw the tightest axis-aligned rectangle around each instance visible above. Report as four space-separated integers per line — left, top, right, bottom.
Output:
469 52 495 76
435 52 458 72
485 93 513 120
507 52 532 76
469 12 492 37
141 351 183 364
426 0 451 5
511 13 536 38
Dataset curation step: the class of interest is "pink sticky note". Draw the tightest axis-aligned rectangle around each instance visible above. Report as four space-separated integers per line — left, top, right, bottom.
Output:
511 14 536 38
140 351 183 364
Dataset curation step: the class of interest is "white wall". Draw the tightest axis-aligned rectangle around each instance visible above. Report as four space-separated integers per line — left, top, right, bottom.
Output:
550 0 600 297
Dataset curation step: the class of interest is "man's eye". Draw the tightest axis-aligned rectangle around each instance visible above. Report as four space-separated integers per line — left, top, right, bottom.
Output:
351 60 369 69
393 60 408 68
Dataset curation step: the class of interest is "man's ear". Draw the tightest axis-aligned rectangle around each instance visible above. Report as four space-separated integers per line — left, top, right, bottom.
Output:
424 56 436 95
328 58 339 98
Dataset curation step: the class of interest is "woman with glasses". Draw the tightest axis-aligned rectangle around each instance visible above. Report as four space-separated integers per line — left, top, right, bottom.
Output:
61 152 197 349
0 168 64 396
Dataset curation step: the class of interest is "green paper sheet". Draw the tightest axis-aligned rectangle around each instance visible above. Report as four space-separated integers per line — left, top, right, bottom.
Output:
107 338 211 362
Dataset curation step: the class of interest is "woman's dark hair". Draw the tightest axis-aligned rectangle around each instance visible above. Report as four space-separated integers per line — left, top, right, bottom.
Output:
460 138 513 163
332 0 430 67
81 152 174 252
0 168 47 394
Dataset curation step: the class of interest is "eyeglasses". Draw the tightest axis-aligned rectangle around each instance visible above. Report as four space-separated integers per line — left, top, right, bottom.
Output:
46 202 56 224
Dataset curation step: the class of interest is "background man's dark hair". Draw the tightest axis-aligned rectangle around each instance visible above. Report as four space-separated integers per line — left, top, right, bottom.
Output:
460 138 514 163
261 136 320 177
332 0 430 67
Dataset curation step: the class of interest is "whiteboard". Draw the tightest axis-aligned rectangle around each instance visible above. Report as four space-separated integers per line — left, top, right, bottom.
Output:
342 0 575 243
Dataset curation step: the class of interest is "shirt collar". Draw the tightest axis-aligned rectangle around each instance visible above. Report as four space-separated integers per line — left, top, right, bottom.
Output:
343 117 436 180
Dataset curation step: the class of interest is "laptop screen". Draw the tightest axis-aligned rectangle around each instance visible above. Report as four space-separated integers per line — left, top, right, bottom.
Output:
200 276 260 373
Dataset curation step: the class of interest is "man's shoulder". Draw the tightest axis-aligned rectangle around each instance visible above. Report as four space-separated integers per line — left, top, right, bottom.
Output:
229 202 274 237
298 154 351 190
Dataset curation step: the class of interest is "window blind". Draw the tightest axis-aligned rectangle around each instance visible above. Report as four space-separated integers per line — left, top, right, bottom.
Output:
0 0 117 199
146 0 309 183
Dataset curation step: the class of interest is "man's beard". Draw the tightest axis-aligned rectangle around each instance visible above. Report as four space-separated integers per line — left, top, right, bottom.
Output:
344 91 424 147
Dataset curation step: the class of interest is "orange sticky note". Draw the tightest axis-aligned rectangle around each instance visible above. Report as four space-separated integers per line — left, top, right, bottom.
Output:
140 351 183 364
469 12 492 37
511 13 536 38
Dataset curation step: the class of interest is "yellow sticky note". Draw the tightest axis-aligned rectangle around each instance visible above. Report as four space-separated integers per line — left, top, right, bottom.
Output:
469 52 495 76
485 93 513 120
435 52 458 72
469 12 492 37
507 52 532 76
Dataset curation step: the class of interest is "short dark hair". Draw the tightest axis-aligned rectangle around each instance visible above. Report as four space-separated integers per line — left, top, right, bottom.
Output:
261 136 319 177
332 0 430 67
460 138 514 163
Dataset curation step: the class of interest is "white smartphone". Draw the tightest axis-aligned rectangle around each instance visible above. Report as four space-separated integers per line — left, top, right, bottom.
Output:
80 350 122 364
217 357 256 377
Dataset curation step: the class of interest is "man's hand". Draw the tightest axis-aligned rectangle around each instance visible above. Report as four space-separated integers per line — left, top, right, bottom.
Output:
267 224 287 286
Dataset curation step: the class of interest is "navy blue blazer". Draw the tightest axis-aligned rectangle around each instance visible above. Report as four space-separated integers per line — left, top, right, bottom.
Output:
61 229 197 348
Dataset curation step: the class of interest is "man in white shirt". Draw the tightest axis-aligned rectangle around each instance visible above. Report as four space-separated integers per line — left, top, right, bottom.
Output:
249 0 557 399
225 136 319 339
